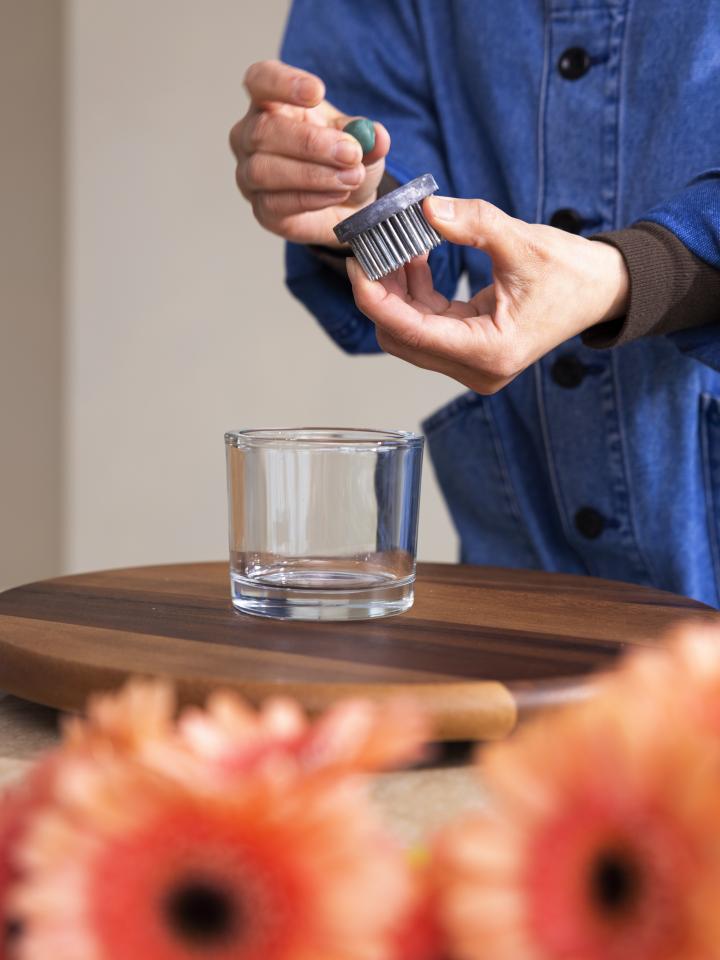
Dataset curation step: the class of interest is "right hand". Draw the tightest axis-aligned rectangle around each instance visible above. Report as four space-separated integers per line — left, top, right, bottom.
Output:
230 60 390 246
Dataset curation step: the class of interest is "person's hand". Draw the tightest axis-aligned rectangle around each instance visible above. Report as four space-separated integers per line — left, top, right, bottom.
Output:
230 60 390 246
347 197 630 394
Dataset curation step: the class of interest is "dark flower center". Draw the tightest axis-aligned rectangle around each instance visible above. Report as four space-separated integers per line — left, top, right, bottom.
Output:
5 916 23 945
165 879 239 945
589 850 642 916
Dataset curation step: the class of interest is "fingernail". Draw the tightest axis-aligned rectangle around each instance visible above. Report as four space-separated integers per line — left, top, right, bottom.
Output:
430 196 455 220
333 139 362 165
336 166 363 186
292 76 317 104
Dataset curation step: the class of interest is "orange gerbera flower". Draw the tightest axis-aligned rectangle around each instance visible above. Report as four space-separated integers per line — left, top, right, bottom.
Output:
13 751 412 960
618 620 720 743
0 756 59 960
8 682 429 960
434 689 720 960
2 682 176 959
62 678 176 755
389 853 448 960
177 691 429 778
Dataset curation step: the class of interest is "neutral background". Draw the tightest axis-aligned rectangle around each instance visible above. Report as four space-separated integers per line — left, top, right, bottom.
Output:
1 0 459 592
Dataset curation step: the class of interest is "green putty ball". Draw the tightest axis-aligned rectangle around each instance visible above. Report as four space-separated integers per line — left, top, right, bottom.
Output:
342 118 376 155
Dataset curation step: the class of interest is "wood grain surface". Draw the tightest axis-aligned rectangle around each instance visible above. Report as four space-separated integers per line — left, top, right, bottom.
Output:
0 562 713 740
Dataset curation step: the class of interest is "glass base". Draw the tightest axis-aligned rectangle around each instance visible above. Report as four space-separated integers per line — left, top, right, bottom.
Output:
230 567 414 621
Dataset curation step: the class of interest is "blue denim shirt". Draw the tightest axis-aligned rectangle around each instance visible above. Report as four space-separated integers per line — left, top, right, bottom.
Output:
281 0 720 606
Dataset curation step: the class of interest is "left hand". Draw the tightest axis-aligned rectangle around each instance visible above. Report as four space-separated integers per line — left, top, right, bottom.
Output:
346 196 630 394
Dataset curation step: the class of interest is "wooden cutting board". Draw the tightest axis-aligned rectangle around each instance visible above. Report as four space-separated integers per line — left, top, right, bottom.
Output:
0 562 712 740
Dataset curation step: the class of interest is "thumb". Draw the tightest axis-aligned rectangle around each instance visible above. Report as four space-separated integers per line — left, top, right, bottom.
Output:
424 196 521 268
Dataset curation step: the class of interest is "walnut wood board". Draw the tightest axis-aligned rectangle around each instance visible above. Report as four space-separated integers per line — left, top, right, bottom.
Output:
0 563 713 740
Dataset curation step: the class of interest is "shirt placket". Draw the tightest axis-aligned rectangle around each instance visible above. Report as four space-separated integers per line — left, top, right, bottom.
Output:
536 0 652 584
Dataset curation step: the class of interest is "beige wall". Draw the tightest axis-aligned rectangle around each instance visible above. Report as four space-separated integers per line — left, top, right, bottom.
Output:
3 0 459 589
0 0 63 590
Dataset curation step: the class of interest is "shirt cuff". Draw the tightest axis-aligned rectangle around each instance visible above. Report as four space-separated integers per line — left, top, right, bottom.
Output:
582 222 720 349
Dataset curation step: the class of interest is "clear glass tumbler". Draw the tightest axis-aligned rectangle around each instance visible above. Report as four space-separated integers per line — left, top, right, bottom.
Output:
225 428 424 620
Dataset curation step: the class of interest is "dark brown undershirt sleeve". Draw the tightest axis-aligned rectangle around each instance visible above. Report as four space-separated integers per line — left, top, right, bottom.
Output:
583 221 720 349
308 171 401 275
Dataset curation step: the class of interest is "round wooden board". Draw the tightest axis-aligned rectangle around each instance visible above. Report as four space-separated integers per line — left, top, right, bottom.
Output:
0 563 713 740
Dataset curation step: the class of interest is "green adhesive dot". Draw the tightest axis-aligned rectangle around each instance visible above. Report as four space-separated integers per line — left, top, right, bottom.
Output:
342 117 376 155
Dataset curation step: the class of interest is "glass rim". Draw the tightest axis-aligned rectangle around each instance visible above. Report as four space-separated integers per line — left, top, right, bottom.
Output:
224 427 424 450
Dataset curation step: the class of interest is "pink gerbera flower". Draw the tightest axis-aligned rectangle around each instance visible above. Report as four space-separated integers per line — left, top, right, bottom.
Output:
13 750 412 960
434 691 720 960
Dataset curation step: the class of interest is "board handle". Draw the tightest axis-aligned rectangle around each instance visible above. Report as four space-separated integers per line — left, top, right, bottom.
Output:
281 681 518 742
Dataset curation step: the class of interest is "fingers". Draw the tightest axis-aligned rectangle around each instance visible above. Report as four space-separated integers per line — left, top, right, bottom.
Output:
376 326 512 394
232 59 390 245
372 296 499 391
424 196 522 270
405 257 450 312
348 260 519 393
347 259 422 349
232 111 364 168
243 59 325 108
239 153 365 196
403 256 482 318
347 259 470 360
252 190 350 222
469 284 497 317
229 95 375 208
375 327 467 379
377 266 408 298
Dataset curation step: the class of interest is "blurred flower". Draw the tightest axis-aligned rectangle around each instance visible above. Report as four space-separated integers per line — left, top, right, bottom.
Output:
2 681 176 959
62 679 176 755
0 757 58 960
619 620 720 743
434 683 720 960
176 692 430 779
22 621 720 960
301 697 431 773
13 750 411 960
9 681 428 960
390 852 447 960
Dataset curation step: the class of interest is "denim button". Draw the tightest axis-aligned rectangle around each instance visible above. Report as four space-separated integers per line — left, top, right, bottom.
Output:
558 47 591 80
575 507 606 539
550 208 585 233
551 354 586 388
